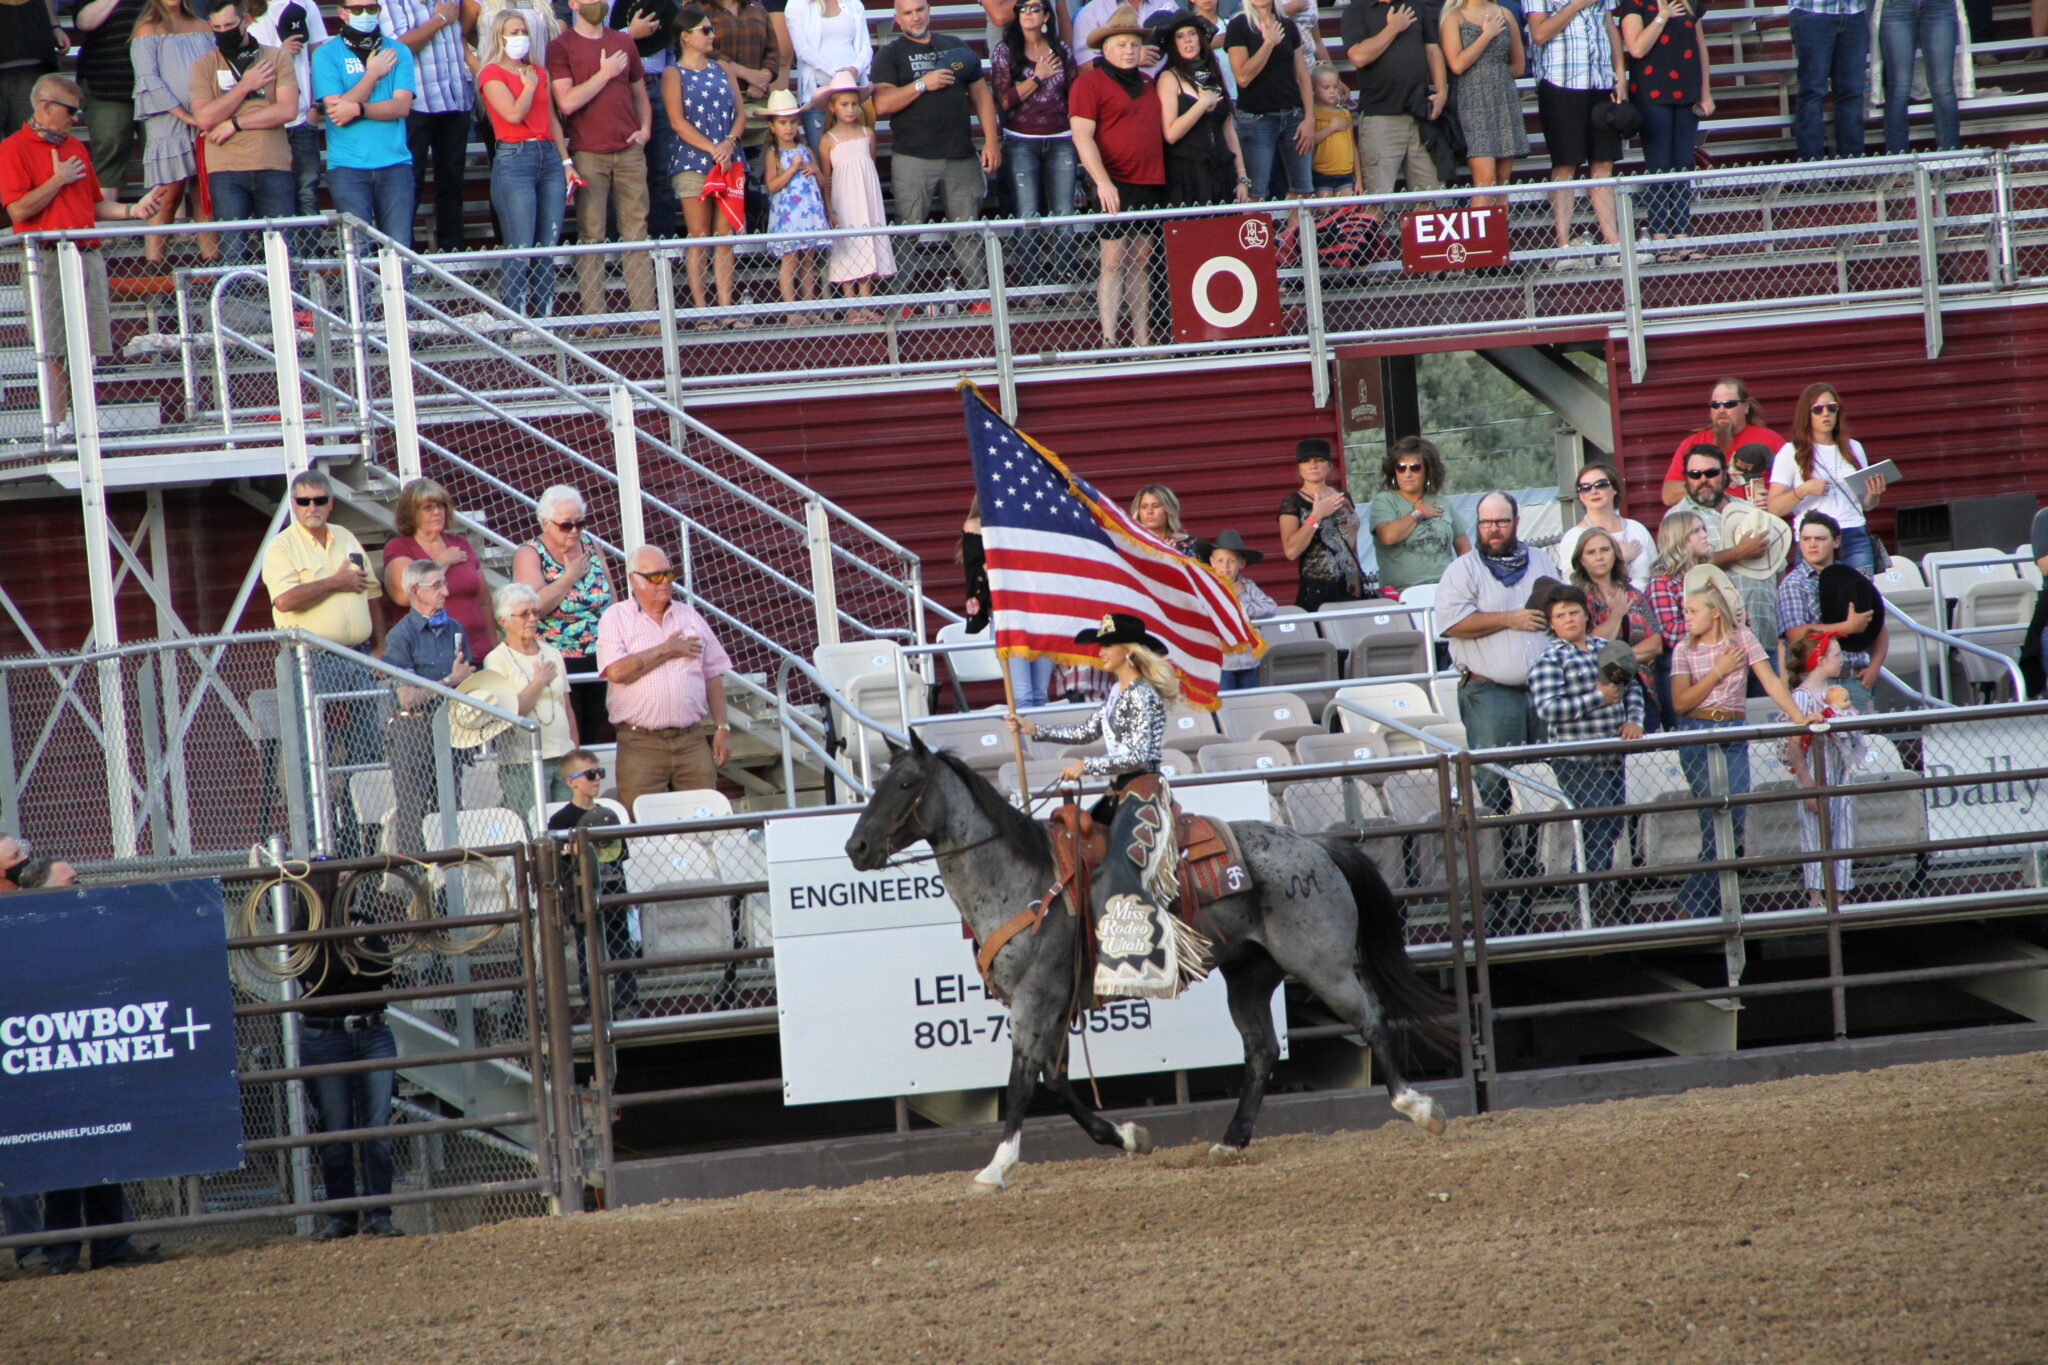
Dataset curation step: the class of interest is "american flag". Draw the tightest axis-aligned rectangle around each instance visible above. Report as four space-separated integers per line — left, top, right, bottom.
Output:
962 384 1261 710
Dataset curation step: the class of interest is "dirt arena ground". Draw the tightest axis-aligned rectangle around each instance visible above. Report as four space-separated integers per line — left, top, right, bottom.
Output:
5 1051 2046 1365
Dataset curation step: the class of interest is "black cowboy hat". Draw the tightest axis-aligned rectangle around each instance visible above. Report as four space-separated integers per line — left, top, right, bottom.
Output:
1202 528 1265 565
1591 100 1642 139
1522 575 1568 613
1074 612 1167 652
1150 8 1215 45
1730 441 1774 478
1819 563 1886 654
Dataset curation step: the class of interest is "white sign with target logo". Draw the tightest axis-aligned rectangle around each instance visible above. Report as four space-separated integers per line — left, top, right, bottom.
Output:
769 781 1285 1105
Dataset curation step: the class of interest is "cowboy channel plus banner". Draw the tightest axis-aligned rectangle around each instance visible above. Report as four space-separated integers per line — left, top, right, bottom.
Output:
0 880 243 1195
770 783 1285 1105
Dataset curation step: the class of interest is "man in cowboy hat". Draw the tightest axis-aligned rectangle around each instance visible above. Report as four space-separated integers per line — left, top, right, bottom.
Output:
1663 443 1783 653
1205 528 1276 690
381 558 476 855
1777 511 1888 710
597 545 733 814
871 0 1001 309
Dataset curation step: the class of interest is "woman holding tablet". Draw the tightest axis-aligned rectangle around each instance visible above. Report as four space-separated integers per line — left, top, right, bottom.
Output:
1766 382 1888 574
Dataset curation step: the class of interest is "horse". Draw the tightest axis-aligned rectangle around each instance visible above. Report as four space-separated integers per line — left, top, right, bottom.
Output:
843 733 1458 1190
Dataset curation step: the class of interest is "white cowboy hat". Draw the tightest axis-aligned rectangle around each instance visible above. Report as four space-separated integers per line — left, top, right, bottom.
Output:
447 669 520 749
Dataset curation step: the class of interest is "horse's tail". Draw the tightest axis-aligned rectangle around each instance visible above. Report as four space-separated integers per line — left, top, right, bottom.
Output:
1316 835 1462 1062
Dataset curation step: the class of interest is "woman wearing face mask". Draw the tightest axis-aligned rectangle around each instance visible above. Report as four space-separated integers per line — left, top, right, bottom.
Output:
478 10 574 316
131 0 220 266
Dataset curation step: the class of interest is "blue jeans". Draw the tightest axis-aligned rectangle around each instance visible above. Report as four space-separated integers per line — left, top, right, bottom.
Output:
328 162 418 245
490 140 566 317
1553 757 1625 875
1881 0 1960 152
1234 108 1311 200
1010 655 1056 709
287 124 325 258
300 1019 398 1225
40 1186 139 1268
644 73 680 238
1003 133 1077 286
1636 102 1699 236
1676 714 1749 913
1790 8 1869 161
209 168 297 265
1220 665 1261 692
1837 523 1875 573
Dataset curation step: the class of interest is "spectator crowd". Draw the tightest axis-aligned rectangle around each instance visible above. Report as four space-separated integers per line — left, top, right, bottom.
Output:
6 0 2025 350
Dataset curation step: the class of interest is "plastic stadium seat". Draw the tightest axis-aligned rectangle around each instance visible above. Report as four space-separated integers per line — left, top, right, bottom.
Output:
1217 691 1324 746
1330 681 1434 732
997 759 1080 803
1339 628 1430 681
1158 747 1200 780
1198 739 1295 774
1921 550 2020 625
1314 601 1423 654
914 711 1018 772
1160 704 1232 753
1258 637 1342 688
935 621 1004 683
632 788 735 825
1956 579 2036 690
1294 729 1391 768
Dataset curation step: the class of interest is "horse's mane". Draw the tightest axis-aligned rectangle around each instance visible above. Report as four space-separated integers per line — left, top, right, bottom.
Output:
925 745 1052 863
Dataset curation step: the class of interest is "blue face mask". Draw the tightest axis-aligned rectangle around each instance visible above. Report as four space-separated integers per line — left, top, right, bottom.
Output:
345 9 380 32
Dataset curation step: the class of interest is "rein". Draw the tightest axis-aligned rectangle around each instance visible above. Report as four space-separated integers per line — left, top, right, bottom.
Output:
877 772 1074 870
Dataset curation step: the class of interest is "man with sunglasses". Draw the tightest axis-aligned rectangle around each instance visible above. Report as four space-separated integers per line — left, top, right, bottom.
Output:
263 470 384 807
1663 443 1784 652
2 74 170 444
597 545 734 814
311 0 419 245
1658 377 1783 507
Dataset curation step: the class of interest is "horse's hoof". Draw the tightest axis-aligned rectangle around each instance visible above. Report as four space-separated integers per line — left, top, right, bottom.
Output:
1393 1089 1448 1136
1208 1143 1242 1163
970 1175 1005 1194
1117 1121 1155 1156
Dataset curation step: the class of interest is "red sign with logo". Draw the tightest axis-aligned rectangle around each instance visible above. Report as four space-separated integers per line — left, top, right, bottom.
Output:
1399 207 1511 273
1164 214 1284 343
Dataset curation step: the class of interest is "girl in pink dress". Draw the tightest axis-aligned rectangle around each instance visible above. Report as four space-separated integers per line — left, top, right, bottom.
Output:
814 74 894 321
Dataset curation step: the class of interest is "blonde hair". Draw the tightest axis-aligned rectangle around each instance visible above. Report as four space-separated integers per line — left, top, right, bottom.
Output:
1653 511 1707 578
479 8 533 67
1684 587 1737 640
1125 644 1183 703
1129 484 1185 537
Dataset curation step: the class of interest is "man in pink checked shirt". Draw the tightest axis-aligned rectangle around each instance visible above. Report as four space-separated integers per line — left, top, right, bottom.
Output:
596 544 733 814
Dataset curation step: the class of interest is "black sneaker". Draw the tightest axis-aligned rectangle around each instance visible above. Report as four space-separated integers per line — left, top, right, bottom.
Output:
312 1217 357 1242
46 1259 83 1275
360 1217 404 1238
96 1243 163 1268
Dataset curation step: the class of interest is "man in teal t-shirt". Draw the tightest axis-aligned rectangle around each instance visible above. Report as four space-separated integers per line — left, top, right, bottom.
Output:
311 0 417 243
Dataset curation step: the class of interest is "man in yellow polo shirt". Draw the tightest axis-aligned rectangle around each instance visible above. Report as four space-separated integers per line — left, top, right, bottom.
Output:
262 468 382 847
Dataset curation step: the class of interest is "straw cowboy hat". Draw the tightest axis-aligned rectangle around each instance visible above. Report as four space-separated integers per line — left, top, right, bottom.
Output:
447 669 520 749
764 89 804 117
1087 2 1152 48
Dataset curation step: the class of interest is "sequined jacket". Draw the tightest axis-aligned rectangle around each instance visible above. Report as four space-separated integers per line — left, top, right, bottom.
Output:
1034 680 1166 779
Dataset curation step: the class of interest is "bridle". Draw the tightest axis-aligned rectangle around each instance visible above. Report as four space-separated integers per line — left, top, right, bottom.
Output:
874 755 1069 869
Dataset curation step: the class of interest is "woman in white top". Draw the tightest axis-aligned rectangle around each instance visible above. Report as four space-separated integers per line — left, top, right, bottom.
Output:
1766 381 1887 574
788 0 873 146
1554 460 1654 589
484 582 578 816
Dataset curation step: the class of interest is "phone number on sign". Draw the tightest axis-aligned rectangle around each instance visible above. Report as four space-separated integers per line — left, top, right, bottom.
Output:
913 1000 1152 1049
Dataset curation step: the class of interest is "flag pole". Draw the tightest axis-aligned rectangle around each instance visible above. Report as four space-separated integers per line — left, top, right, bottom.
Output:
1000 652 1032 807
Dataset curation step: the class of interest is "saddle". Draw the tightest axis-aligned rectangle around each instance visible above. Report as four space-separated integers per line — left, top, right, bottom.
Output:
972 775 1251 997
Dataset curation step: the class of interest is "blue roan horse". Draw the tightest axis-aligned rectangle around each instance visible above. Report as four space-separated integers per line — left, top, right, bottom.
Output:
844 734 1457 1190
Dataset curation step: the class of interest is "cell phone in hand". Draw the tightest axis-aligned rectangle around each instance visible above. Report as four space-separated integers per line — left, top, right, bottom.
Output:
349 553 366 570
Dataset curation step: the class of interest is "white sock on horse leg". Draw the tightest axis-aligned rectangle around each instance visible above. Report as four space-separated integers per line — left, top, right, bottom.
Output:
973 1132 1022 1189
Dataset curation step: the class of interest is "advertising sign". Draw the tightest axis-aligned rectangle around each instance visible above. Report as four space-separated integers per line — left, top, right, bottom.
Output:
771 782 1284 1105
0 880 243 1195
1399 207 1510 273
1919 716 2043 859
1164 214 1284 343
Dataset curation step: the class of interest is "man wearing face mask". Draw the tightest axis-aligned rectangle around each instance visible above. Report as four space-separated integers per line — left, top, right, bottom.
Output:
190 0 298 261
379 0 476 250
1 74 169 443
547 0 656 334
312 0 419 244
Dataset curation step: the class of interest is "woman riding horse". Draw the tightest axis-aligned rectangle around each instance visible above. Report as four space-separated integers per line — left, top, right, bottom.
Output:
1004 612 1210 999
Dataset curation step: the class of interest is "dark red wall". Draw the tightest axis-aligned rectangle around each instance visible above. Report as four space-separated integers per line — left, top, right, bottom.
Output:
699 365 1342 620
1606 300 2048 542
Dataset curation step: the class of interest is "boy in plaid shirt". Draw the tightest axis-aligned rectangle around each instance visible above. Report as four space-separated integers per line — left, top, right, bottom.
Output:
1529 584 1642 911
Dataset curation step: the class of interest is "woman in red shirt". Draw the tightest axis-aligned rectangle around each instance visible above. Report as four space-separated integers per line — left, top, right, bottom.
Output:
478 11 575 317
1070 10 1165 348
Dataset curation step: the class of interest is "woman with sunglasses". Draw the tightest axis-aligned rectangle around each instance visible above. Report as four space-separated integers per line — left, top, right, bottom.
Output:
485 581 579 812
1556 460 1654 589
1766 383 1887 574
513 485 616 742
1367 436 1469 593
990 0 1076 296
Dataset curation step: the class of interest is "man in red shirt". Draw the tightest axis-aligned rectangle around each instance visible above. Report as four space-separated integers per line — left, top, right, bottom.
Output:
546 1 655 335
1 75 166 444
1658 376 1785 506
